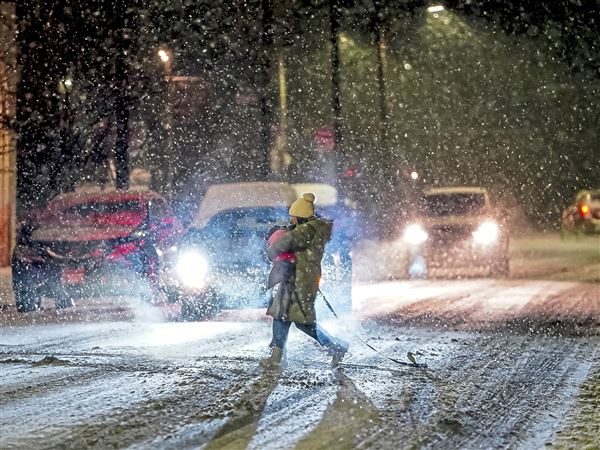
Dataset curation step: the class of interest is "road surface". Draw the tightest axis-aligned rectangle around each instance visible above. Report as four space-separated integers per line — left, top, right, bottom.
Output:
1 277 598 450
2 234 599 449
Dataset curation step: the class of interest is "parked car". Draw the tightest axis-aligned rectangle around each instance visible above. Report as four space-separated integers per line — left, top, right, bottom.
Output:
561 189 600 235
401 186 509 278
12 189 183 312
162 181 356 320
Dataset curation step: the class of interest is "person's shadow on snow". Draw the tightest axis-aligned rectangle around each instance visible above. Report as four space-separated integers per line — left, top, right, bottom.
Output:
295 369 382 450
203 369 280 450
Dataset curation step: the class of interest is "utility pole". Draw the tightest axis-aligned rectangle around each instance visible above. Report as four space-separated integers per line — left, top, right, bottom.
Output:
15 0 44 213
329 0 343 177
271 52 289 175
114 0 130 190
157 48 173 194
258 0 274 180
374 1 389 170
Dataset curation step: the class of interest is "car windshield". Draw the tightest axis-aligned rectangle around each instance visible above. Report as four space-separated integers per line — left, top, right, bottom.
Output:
418 194 487 217
203 207 290 240
189 207 289 266
44 200 146 227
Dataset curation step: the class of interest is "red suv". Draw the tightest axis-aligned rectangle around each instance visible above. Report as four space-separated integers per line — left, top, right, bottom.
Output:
12 190 183 312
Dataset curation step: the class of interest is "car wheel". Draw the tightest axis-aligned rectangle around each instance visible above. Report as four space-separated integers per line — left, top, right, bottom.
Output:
14 282 42 312
336 271 353 314
583 222 596 235
180 293 221 321
164 287 181 304
55 288 76 309
180 300 213 321
489 256 509 278
12 259 43 312
407 254 429 279
319 281 352 317
134 281 159 303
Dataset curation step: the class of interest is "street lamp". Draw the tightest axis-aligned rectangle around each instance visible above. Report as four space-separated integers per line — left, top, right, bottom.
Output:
427 5 445 13
158 49 170 63
157 48 172 79
157 47 173 193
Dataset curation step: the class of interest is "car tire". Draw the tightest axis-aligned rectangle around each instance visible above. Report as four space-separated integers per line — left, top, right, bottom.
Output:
180 301 211 321
12 258 43 313
319 282 352 317
14 283 42 312
584 222 596 235
55 289 76 309
489 256 509 278
180 293 221 321
406 254 429 279
164 287 181 304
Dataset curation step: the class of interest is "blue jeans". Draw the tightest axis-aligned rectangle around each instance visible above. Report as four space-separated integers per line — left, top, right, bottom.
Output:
269 319 348 354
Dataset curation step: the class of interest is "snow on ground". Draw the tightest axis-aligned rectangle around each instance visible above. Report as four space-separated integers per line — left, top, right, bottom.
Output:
353 279 598 329
1 234 599 449
1 276 599 449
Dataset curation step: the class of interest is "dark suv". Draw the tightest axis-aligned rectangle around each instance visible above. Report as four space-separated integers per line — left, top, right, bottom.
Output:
12 190 183 312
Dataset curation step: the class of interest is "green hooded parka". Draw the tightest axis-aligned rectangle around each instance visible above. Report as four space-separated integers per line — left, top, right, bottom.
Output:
266 217 332 325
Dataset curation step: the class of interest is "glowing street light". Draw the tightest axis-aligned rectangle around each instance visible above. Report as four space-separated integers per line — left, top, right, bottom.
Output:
64 78 73 88
158 49 170 63
157 46 174 192
427 5 445 13
410 171 419 180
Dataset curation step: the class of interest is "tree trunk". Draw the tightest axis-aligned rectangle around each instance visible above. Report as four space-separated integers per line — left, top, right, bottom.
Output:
329 0 343 181
258 0 274 181
114 0 130 190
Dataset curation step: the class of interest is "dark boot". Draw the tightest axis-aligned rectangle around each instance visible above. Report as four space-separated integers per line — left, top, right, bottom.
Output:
260 347 288 370
330 340 349 368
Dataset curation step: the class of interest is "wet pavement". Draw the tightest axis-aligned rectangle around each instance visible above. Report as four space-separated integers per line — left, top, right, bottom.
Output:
1 234 599 449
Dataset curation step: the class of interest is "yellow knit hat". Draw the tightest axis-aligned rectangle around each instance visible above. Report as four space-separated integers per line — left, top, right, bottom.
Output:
289 193 316 218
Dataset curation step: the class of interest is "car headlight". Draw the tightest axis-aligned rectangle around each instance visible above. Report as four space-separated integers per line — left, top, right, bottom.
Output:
175 251 209 289
403 223 428 244
129 229 148 239
472 220 500 245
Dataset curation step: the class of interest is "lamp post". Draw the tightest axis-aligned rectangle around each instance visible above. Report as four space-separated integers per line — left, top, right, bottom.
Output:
329 0 344 185
114 0 131 190
259 0 274 181
158 49 172 74
157 47 173 194
57 77 75 191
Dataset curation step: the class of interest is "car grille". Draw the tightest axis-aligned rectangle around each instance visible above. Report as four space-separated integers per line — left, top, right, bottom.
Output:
428 225 473 241
40 240 105 260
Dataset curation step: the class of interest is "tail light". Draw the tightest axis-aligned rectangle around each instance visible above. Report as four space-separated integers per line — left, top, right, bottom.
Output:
107 240 143 259
579 204 591 218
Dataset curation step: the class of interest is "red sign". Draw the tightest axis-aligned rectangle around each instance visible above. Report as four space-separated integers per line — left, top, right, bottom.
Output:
314 127 335 151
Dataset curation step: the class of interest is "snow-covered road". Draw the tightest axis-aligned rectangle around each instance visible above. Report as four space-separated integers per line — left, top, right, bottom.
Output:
1 277 598 449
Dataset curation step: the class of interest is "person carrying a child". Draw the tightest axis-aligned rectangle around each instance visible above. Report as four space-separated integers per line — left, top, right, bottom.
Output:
260 192 349 370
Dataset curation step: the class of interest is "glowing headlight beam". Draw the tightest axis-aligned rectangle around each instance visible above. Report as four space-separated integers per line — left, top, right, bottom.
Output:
176 251 209 289
472 220 500 245
403 223 429 245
